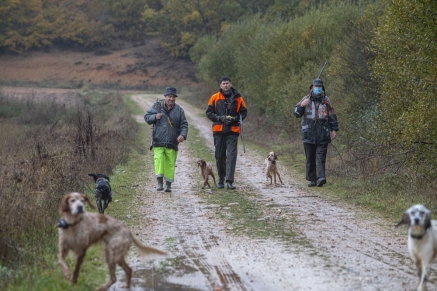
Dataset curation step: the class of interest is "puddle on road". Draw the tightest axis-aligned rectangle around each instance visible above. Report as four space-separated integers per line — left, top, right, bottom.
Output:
112 255 211 291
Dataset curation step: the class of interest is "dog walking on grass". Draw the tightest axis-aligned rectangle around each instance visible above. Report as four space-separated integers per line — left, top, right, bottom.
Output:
197 159 217 189
58 192 168 291
88 173 112 214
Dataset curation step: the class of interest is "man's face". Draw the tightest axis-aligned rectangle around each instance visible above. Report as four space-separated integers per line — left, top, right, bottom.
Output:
220 80 232 93
165 94 176 107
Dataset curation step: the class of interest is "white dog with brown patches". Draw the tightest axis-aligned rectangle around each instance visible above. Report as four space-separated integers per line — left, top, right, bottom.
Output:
396 204 437 291
58 192 167 291
265 151 284 185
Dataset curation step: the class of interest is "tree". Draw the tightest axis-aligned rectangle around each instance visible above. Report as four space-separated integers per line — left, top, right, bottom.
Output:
372 0 437 169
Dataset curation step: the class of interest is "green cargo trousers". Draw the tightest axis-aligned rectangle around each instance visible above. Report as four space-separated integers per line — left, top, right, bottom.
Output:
154 147 178 182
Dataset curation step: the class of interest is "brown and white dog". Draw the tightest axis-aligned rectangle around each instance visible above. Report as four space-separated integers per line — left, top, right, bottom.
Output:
197 159 217 189
265 152 283 185
57 192 167 291
396 204 437 291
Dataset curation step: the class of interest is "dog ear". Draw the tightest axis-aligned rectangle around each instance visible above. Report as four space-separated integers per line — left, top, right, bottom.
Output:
59 194 71 214
88 173 97 181
82 194 97 210
275 154 279 160
395 212 411 227
425 212 432 230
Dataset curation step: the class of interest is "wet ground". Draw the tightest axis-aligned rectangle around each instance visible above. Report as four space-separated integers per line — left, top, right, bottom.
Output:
2 86 426 290
104 94 431 291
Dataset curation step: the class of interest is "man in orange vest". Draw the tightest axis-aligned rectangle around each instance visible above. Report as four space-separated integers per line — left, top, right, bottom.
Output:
206 76 248 189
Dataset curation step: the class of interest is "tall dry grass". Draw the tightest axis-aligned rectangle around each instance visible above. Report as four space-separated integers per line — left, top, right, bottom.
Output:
0 89 138 280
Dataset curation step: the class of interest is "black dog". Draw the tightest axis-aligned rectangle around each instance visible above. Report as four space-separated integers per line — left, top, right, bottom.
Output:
88 173 112 214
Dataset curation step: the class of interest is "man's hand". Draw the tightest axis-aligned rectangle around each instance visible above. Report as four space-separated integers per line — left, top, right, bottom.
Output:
177 135 184 143
220 115 232 125
331 130 337 140
156 113 163 120
300 97 311 107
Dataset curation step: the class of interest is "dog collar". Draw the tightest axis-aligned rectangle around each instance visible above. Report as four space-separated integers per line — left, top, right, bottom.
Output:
410 232 426 240
57 217 83 229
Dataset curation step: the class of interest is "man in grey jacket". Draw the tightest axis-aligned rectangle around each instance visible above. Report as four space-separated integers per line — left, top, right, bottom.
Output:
294 78 339 187
144 87 188 192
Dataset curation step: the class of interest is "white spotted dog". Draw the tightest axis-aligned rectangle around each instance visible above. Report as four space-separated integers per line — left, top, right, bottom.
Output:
396 204 437 291
265 151 283 185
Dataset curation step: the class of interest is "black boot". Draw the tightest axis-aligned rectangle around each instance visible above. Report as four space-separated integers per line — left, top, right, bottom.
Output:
164 181 172 192
217 177 224 189
227 182 236 190
317 178 326 187
157 177 164 191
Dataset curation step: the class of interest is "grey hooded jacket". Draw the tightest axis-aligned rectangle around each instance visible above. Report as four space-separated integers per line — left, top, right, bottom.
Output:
144 99 188 150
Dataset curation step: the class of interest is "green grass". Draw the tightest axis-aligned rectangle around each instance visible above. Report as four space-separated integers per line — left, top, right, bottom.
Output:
4 95 153 291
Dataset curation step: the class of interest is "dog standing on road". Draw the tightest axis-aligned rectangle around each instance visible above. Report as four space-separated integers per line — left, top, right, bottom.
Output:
197 159 217 189
396 204 437 291
265 152 283 185
88 173 112 214
58 192 167 291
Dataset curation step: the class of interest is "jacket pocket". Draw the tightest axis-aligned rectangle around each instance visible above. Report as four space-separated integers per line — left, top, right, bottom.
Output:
302 124 313 142
321 126 331 142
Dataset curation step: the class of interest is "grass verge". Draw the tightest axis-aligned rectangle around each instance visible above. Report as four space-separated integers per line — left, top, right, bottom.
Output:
4 94 152 291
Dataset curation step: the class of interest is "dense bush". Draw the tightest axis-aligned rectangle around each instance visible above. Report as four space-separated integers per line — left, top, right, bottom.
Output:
190 0 437 198
191 4 361 142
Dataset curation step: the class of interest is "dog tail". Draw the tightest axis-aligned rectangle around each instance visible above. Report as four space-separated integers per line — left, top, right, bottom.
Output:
132 234 168 256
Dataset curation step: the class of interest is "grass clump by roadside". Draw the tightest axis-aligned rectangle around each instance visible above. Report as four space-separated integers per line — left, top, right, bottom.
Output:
0 90 143 291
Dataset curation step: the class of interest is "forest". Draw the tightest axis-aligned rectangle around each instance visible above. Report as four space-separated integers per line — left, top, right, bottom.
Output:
1 0 437 239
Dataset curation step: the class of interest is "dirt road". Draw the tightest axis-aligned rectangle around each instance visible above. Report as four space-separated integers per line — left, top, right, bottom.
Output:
106 94 423 291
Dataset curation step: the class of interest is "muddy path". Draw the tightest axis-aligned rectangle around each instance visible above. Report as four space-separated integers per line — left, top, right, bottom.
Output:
105 94 423 291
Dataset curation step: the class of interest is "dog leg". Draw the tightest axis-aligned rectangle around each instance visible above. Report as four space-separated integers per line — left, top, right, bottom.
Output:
97 262 117 291
72 250 87 284
202 175 208 189
118 258 133 288
103 199 109 211
206 176 211 188
417 259 429 291
267 173 272 185
59 247 72 280
276 172 284 185
98 198 104 214
211 173 217 187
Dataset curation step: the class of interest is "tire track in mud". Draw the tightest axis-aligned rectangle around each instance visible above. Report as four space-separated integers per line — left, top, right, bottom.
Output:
115 94 424 291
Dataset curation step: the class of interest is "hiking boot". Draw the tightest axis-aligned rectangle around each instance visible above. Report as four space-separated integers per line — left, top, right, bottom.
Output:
308 181 317 187
317 178 326 187
227 182 236 190
164 181 172 192
157 177 164 191
217 177 225 189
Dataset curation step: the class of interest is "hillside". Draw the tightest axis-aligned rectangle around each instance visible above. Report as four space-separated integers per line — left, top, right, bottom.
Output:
0 38 198 89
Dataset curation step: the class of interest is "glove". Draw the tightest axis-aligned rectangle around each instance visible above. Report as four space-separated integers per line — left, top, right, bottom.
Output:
231 115 239 123
219 115 232 125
